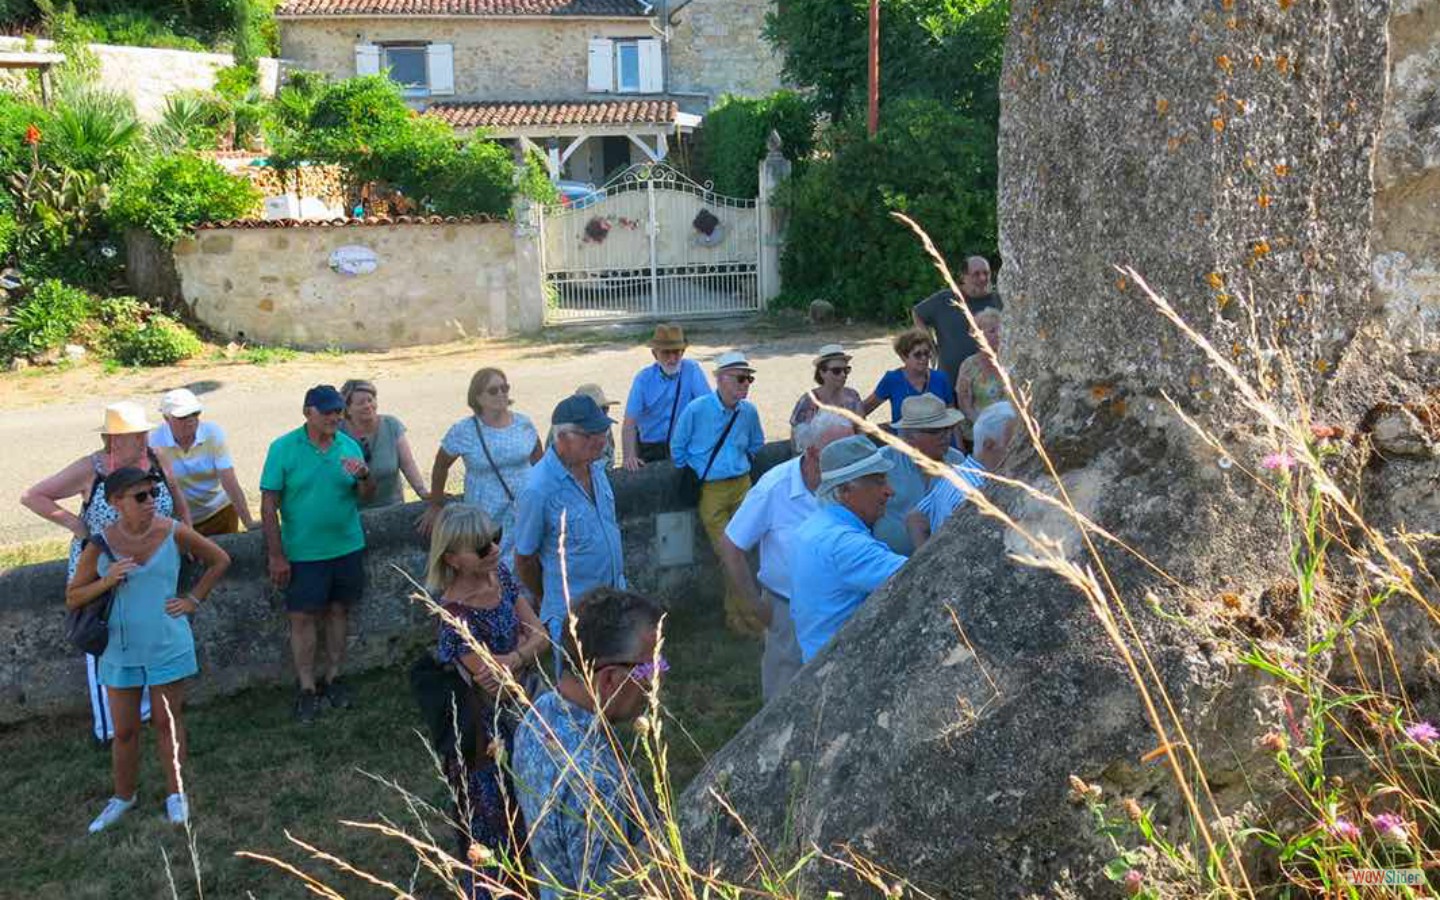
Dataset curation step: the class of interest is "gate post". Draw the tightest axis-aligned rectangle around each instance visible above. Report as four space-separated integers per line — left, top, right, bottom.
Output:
512 197 546 333
757 130 792 306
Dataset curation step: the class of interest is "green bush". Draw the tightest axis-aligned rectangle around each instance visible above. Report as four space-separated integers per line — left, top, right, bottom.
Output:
778 98 997 322
43 85 142 176
0 278 93 359
426 134 520 216
109 152 262 242
697 91 816 197
103 312 202 366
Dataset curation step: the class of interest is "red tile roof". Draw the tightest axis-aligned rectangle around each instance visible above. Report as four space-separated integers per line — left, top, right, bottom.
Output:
192 215 502 230
277 0 648 16
427 100 678 129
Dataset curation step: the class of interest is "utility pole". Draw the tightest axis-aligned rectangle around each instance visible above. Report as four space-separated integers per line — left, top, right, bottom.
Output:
867 0 880 136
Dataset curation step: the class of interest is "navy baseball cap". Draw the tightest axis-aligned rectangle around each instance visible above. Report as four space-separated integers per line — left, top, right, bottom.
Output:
552 394 614 434
303 384 345 413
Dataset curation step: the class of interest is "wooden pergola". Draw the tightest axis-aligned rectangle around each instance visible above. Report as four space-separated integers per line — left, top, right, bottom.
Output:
0 51 66 107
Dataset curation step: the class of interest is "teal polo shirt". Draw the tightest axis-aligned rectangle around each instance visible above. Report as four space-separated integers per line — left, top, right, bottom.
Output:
259 426 367 562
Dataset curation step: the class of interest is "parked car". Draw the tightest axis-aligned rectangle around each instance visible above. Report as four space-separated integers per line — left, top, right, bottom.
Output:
556 180 604 209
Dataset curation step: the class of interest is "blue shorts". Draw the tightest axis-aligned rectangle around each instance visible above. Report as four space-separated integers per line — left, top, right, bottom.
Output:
286 549 366 614
100 648 198 689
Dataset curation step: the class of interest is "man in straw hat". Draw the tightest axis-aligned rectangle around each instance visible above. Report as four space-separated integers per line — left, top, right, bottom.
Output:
621 323 710 470
907 400 1017 550
672 350 766 637
790 435 908 662
873 393 968 556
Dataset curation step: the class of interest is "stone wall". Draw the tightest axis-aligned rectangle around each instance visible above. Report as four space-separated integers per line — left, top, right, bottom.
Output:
1372 2 1440 349
666 0 785 104
0 443 792 724
0 36 279 121
172 218 545 349
278 18 652 103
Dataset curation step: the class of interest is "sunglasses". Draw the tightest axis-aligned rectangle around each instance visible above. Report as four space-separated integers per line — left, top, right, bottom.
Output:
824 366 852 375
126 488 158 503
732 374 755 384
910 349 933 360
606 655 671 683
486 384 511 396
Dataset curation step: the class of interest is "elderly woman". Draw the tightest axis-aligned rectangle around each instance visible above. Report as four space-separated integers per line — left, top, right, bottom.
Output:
422 368 543 568
790 344 864 445
67 466 229 832
861 329 956 426
953 308 1006 444
150 388 257 535
339 379 429 509
21 401 192 745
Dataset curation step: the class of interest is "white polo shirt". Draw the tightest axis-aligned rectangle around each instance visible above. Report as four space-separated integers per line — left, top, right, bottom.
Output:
723 457 818 600
150 420 234 521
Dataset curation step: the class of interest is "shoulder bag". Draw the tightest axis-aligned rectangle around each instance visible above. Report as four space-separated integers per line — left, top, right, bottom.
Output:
65 533 119 656
473 418 514 503
677 408 739 506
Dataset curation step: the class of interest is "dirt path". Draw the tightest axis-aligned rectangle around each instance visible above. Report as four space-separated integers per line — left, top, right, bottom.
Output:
0 322 896 547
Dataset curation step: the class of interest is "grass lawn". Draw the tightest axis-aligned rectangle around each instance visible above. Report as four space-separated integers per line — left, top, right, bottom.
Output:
0 599 761 898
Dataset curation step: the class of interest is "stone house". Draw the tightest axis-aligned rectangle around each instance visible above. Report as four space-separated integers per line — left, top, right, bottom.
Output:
275 0 785 187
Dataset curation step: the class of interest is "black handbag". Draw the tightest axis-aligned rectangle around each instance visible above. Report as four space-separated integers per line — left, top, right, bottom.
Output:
65 534 118 656
677 410 739 506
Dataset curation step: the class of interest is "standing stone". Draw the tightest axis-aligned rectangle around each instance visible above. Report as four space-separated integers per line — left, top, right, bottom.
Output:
680 3 1432 897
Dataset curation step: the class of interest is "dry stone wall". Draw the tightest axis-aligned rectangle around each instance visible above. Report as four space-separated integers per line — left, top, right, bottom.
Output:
666 0 786 104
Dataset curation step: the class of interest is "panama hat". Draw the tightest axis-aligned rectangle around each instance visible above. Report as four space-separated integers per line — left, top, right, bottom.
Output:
813 344 851 368
891 393 965 431
98 401 155 435
713 350 756 374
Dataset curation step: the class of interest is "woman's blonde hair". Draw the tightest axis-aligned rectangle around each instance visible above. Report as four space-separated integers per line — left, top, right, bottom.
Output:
425 503 499 593
466 368 508 415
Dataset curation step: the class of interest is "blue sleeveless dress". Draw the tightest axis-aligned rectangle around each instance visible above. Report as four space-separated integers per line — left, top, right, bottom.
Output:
96 521 198 689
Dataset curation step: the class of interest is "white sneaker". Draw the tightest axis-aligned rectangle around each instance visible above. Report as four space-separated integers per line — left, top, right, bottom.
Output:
165 793 189 825
88 796 136 833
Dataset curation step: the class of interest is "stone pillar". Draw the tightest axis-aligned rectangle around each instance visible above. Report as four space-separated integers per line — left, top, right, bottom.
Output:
511 197 546 333
756 129 791 305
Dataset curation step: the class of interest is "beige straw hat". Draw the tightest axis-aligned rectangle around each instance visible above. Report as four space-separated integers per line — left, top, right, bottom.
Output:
98 401 155 435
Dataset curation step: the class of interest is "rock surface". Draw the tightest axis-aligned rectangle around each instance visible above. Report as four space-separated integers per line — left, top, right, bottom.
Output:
680 3 1434 897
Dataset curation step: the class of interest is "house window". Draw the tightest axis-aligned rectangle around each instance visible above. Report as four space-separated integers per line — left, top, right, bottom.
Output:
587 38 661 94
383 45 428 92
354 42 454 97
615 41 641 93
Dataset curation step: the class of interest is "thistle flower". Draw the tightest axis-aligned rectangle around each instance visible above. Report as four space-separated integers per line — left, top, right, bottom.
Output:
1371 812 1410 844
1327 817 1361 841
1403 721 1438 745
1261 450 1297 471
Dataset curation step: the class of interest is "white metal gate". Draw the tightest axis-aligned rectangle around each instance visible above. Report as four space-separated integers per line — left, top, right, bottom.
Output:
540 163 762 324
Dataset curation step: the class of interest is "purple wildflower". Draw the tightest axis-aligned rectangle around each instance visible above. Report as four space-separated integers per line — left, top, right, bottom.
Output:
1371 813 1410 844
1261 450 1297 471
1404 721 1439 745
1327 817 1361 841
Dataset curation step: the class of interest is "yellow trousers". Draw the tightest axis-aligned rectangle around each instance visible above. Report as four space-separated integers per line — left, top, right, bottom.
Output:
698 474 764 637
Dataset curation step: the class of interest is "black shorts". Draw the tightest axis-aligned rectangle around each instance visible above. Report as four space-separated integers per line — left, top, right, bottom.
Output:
286 549 366 614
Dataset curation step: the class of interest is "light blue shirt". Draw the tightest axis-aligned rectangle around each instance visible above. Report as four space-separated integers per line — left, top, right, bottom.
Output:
513 448 626 627
624 359 710 444
670 392 765 481
873 445 967 556
916 455 986 533
790 503 907 661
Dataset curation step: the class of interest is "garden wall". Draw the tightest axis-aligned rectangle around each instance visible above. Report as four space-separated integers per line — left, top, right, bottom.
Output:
0 443 792 724
0 36 279 121
173 217 546 349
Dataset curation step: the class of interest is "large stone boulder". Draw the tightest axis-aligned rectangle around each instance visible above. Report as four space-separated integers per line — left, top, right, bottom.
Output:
679 2 1436 896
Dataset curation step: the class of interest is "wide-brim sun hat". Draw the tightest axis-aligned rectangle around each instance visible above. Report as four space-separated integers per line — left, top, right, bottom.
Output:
817 434 894 494
650 323 688 351
892 393 965 431
575 383 615 408
813 344 851 369
98 401 155 435
713 349 756 374
158 388 203 418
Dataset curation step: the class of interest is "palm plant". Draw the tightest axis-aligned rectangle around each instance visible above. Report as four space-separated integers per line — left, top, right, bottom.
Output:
44 86 141 178
151 91 228 153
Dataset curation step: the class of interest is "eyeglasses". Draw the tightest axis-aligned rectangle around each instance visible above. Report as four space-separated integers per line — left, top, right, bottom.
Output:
486 384 511 396
910 349 933 360
824 366 852 376
127 488 158 503
604 654 671 683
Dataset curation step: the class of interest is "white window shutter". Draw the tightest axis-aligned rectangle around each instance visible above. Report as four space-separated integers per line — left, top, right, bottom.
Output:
355 43 381 76
638 39 663 93
427 43 454 95
587 38 614 93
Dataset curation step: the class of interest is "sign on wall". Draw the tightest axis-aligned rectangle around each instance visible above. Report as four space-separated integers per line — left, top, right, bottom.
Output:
329 245 379 276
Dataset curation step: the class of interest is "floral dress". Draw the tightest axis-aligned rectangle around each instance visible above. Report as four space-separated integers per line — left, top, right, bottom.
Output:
955 354 1006 440
440 415 539 568
435 564 526 899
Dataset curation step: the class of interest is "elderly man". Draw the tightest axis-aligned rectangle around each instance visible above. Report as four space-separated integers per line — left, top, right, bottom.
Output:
907 401 1018 549
671 350 766 636
873 393 968 555
622 323 710 470
546 383 618 469
260 384 375 724
719 411 855 700
912 255 1004 388
513 587 664 900
790 436 908 662
150 388 257 536
515 395 626 657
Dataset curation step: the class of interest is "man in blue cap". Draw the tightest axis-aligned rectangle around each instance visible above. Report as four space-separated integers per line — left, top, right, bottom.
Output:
515 394 627 664
260 384 375 724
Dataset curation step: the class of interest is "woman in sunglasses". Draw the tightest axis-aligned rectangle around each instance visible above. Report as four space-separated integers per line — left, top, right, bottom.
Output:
789 344 864 448
66 466 230 833
421 368 543 568
861 328 957 428
423 503 545 894
339 379 429 509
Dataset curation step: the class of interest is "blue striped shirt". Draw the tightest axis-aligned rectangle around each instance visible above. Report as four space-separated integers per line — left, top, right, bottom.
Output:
916 455 987 533
670 392 764 482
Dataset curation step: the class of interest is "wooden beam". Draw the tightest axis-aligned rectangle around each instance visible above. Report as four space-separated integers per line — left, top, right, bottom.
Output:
558 134 588 166
626 133 661 163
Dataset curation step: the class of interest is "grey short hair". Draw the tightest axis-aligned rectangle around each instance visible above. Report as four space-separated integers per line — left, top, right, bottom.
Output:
553 422 586 438
794 410 853 452
973 401 1016 454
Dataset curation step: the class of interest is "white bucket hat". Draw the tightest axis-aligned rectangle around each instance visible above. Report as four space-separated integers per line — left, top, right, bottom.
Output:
818 435 893 494
98 401 155 436
158 388 203 418
892 393 965 431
